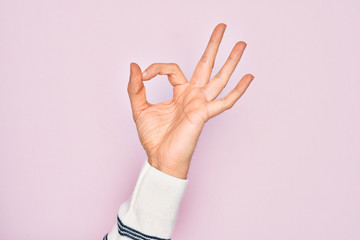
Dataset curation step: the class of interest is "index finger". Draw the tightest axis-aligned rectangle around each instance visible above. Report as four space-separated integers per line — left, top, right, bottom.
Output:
142 63 187 87
190 23 227 87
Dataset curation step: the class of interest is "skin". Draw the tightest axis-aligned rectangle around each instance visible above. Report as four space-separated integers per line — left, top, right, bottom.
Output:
127 23 254 179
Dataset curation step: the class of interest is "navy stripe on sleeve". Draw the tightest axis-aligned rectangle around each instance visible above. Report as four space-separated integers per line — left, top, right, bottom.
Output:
117 215 170 240
103 233 108 240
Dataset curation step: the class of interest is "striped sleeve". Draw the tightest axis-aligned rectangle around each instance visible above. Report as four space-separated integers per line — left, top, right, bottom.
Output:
103 159 188 240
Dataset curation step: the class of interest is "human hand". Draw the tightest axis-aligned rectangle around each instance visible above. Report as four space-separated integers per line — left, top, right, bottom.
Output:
127 23 254 179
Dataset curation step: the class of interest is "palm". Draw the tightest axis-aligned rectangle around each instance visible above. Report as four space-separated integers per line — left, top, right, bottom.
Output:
135 83 208 169
127 23 254 178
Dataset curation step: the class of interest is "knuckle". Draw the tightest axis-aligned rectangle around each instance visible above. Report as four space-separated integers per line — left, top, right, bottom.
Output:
169 63 181 75
228 99 236 109
149 63 159 69
221 98 233 110
209 36 217 44
170 63 180 69
127 86 134 94
220 98 227 108
226 103 234 110
200 54 209 64
150 63 157 68
215 73 225 81
228 56 237 63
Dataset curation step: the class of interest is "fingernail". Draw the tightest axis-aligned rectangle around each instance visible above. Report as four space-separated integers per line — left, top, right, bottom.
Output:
142 71 149 78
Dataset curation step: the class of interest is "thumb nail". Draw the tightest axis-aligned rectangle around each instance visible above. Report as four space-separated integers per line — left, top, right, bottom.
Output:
142 71 149 78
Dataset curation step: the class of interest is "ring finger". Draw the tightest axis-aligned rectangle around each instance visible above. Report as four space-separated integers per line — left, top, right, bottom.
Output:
204 41 247 101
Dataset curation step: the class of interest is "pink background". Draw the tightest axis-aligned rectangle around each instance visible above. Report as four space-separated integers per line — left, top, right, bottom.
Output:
1 0 359 239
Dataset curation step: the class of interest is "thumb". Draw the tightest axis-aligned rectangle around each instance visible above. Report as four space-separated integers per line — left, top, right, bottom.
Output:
128 62 149 118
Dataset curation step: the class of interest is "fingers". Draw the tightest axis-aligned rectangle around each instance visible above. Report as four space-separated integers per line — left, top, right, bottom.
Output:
204 41 247 101
190 23 227 87
207 74 254 119
142 63 187 87
128 62 150 118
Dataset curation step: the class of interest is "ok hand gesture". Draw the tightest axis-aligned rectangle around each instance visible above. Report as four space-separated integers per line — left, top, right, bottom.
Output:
127 23 254 179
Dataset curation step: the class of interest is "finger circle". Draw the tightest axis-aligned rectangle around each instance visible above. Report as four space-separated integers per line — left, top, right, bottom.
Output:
142 63 187 87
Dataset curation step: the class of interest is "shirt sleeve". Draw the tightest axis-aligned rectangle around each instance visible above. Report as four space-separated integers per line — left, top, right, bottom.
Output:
103 159 188 240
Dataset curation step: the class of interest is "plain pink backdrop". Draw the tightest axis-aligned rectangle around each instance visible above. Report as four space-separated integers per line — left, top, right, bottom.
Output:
1 0 359 239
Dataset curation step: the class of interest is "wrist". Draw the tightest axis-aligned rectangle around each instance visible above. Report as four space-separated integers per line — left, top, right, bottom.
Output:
148 158 189 179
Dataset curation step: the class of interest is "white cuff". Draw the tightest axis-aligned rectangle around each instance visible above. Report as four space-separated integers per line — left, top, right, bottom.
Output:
107 159 188 240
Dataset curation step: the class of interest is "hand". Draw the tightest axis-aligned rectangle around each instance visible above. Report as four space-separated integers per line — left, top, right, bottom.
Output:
127 23 254 179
